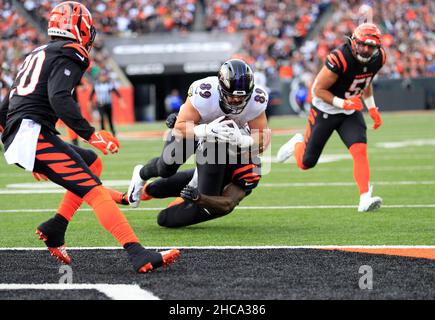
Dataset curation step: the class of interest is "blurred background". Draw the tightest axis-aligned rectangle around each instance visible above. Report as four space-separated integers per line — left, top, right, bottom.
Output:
0 0 433 124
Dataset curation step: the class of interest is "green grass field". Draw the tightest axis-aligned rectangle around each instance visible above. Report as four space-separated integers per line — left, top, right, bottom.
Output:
0 111 434 247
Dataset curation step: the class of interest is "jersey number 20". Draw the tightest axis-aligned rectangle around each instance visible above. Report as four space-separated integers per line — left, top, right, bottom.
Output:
13 50 46 97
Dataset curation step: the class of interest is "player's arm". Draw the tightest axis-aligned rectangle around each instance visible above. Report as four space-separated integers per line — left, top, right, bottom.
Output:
48 58 119 154
173 97 201 139
247 111 270 154
314 52 364 111
47 58 95 140
362 83 382 129
174 97 233 141
312 66 339 106
181 183 246 215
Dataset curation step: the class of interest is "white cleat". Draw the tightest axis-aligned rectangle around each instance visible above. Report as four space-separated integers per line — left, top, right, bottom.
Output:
127 165 145 208
276 133 304 163
358 185 382 212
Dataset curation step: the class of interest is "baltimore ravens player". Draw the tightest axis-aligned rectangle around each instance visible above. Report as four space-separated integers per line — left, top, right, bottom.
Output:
0 1 179 272
276 23 386 212
128 59 270 208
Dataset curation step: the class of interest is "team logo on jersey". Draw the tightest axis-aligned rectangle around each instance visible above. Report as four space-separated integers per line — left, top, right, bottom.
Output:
64 69 71 76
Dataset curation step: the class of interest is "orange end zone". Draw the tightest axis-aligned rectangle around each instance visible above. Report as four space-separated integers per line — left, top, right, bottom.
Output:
323 247 435 260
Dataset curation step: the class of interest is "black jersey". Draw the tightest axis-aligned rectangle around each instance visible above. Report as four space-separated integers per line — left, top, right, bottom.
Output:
325 41 386 99
0 39 94 147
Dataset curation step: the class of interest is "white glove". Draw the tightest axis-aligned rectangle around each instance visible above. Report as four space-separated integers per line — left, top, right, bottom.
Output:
193 116 235 142
222 120 254 148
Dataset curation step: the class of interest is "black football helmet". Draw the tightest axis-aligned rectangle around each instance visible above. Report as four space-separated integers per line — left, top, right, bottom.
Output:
218 59 254 114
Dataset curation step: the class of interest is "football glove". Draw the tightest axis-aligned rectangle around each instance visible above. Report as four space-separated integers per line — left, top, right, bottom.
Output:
166 113 178 129
87 130 120 155
180 185 200 202
193 116 235 142
222 120 254 148
368 107 382 129
343 96 364 111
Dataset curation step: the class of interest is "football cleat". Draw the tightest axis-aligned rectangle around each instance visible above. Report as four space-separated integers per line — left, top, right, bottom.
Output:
358 185 382 212
127 165 145 208
35 229 71 265
137 249 181 273
276 133 304 163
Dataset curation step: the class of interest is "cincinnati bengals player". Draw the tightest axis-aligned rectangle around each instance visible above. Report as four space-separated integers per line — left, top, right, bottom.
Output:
277 23 386 212
127 59 270 214
0 1 179 272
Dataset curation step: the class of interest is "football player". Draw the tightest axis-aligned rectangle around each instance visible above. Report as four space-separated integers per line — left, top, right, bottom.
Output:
0 1 179 272
128 59 270 208
277 23 386 212
139 155 261 228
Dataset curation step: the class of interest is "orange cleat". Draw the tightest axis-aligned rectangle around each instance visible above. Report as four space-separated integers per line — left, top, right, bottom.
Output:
35 229 71 265
137 249 180 273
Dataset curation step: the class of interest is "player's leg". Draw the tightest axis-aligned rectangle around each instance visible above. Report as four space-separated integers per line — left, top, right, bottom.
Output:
142 169 195 200
292 107 338 169
97 105 105 131
106 104 116 137
128 130 196 207
337 111 382 212
34 129 179 270
157 156 227 228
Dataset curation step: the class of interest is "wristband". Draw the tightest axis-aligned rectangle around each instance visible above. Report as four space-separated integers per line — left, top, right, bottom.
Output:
332 96 345 109
364 95 376 109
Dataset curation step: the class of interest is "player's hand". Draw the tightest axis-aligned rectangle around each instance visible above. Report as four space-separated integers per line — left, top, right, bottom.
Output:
166 113 178 129
194 116 235 141
343 96 364 111
221 120 254 148
368 107 382 129
87 130 120 155
180 185 200 202
0 125 4 134
33 172 48 181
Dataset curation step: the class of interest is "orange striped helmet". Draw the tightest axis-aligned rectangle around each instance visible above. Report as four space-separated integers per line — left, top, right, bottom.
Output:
351 23 381 63
48 1 96 52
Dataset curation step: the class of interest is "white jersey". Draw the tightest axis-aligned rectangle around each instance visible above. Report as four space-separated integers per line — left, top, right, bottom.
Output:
187 76 268 128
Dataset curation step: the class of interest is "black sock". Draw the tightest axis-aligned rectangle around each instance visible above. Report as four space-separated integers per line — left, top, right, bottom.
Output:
37 214 69 247
124 242 163 271
139 157 160 180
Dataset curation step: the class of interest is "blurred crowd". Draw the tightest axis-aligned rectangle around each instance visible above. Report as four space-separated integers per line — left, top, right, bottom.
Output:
21 0 197 35
0 0 433 101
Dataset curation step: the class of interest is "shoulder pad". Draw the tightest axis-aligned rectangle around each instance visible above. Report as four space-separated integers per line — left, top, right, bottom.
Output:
61 42 90 69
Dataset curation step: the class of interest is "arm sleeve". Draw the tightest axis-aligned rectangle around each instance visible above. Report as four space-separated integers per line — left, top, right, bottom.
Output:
0 90 10 129
48 58 95 140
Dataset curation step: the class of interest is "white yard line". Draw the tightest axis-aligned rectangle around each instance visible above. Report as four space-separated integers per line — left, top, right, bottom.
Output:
1 203 435 214
0 284 159 300
1 180 435 194
0 245 433 250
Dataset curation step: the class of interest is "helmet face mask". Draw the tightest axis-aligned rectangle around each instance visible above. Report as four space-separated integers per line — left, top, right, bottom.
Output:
47 1 96 52
218 59 254 115
351 23 381 64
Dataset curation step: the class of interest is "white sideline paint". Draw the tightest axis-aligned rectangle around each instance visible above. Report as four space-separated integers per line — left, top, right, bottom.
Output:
0 245 433 250
0 284 159 300
2 180 435 195
263 154 351 164
1 204 435 214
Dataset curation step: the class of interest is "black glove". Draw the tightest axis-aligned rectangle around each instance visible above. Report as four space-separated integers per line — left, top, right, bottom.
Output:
166 113 178 129
180 185 200 202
